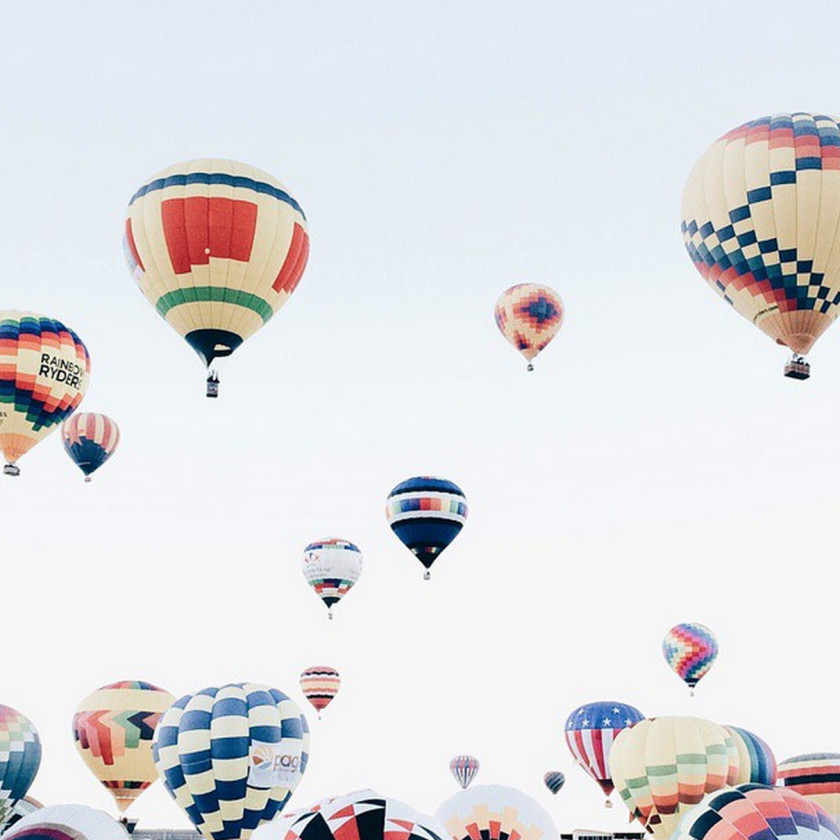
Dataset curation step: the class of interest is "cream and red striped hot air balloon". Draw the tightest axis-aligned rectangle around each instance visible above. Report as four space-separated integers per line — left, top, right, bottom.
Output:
299 667 340 719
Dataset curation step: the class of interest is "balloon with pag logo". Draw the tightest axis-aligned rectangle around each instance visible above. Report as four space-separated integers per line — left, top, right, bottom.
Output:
494 284 564 371
681 112 840 381
0 311 90 476
564 700 644 806
299 667 340 719
62 413 120 481
3 804 130 840
385 476 468 579
436 784 558 840
449 755 479 789
608 715 738 840
778 753 840 822
72 680 174 813
543 771 565 795
153 683 309 840
671 784 840 840
662 622 719 695
301 539 363 619
725 725 777 785
124 158 309 397
0 705 41 830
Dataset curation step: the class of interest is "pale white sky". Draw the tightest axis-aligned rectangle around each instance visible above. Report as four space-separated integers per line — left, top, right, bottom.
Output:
0 0 838 834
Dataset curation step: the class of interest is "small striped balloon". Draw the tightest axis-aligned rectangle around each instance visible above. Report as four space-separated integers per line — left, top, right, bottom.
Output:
662 622 718 694
62 413 120 481
299 667 340 718
543 771 565 795
449 755 479 789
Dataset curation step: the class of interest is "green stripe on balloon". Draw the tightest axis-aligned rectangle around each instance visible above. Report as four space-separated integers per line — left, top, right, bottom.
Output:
155 287 273 322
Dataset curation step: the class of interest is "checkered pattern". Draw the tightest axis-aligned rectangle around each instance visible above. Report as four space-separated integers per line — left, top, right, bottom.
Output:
543 771 565 795
301 539 363 614
449 755 479 789
153 683 309 840
609 717 737 840
72 680 175 813
671 784 840 840
681 113 840 356
494 284 564 366
385 477 468 572
779 754 840 822
436 784 557 840
725 726 777 785
0 705 41 830
0 311 90 467
62 412 120 478
255 790 449 840
125 160 309 370
564 701 644 801
299 667 340 715
662 623 718 690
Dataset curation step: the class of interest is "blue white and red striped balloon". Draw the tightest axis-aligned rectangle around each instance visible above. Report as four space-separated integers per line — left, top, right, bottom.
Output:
449 755 479 789
62 413 120 481
725 726 777 785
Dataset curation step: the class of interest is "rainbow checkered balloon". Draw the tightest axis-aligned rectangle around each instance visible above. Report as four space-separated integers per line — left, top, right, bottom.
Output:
662 622 718 694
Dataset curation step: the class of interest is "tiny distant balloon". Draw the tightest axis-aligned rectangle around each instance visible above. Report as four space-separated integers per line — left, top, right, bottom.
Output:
299 667 340 718
543 771 565 795
494 283 564 371
662 622 718 694
0 705 42 829
778 753 840 822
0 311 90 476
301 539 363 619
385 476 468 579
62 413 120 481
449 755 479 789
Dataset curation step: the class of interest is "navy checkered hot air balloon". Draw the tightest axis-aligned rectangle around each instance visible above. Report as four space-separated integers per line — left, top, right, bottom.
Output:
0 705 41 830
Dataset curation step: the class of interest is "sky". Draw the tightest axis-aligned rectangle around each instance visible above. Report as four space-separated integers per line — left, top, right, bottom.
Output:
0 0 839 834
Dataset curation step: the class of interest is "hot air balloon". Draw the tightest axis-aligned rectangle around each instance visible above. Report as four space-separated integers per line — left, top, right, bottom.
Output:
4 804 130 840
609 716 738 840
124 159 309 397
62 413 120 482
385 476 468 579
494 284 564 371
0 705 42 829
253 790 448 840
436 784 558 840
72 680 175 813
0 311 90 476
153 683 309 840
725 726 777 785
301 539 363 619
564 701 644 807
299 667 340 719
671 784 840 840
778 753 840 822
449 755 479 790
543 772 565 795
662 622 718 695
681 112 840 380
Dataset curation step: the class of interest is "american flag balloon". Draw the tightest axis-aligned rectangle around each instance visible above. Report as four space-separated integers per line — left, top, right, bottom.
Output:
62 413 120 481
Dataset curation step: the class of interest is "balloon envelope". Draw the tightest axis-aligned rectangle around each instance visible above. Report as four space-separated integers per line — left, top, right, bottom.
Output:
72 680 174 812
0 311 90 470
671 784 840 840
299 667 340 715
564 701 644 801
662 622 718 691
153 683 309 840
4 804 129 840
681 113 840 358
543 771 565 795
124 158 309 375
301 539 363 617
385 476 468 575
609 716 738 840
725 726 777 785
62 413 120 479
779 753 840 822
494 284 564 368
0 705 41 829
449 755 479 789
436 784 557 840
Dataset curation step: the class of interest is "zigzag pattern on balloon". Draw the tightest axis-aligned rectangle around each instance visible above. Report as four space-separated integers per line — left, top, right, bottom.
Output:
0 706 41 829
662 622 718 689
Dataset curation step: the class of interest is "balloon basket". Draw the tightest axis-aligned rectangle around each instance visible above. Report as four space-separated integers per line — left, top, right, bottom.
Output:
328 610 334 621
3 463 20 477
206 373 220 398
784 355 810 380
605 800 613 809
423 569 431 580
689 688 695 697
527 362 534 372
84 476 92 483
